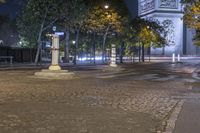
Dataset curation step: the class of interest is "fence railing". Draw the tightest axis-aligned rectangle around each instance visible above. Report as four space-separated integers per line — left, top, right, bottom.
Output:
0 46 37 63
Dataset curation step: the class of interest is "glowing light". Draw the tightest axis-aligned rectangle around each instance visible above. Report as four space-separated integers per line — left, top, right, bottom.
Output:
78 56 103 61
104 4 109 9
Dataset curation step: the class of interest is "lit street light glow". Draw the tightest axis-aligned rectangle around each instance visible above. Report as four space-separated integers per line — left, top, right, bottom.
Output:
104 4 109 9
0 0 5 3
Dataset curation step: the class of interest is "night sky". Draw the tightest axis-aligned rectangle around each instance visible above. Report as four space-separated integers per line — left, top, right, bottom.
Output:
124 0 138 18
0 0 22 19
0 0 138 19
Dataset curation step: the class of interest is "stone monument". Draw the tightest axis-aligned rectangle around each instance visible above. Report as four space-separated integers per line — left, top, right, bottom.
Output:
49 34 61 70
35 34 75 79
110 44 117 67
138 0 200 56
102 44 124 71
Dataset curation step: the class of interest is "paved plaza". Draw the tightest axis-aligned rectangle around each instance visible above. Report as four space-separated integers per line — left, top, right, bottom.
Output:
0 62 199 133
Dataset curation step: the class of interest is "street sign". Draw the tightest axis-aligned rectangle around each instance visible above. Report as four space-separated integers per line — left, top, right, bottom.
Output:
55 32 64 36
52 26 56 31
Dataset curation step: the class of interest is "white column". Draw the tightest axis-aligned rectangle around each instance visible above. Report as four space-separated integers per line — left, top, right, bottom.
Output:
49 34 61 70
177 54 180 62
110 44 117 67
172 53 176 63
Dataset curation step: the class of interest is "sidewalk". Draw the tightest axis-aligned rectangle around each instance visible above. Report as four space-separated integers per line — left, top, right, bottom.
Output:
173 99 200 133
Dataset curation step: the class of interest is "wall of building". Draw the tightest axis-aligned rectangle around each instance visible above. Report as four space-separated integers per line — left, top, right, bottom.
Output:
137 0 200 56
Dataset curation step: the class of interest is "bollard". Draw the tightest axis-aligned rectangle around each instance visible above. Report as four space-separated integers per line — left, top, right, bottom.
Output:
172 53 175 63
110 44 117 67
177 54 180 62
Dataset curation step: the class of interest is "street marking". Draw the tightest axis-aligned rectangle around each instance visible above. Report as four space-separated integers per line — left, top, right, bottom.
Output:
152 75 177 82
96 71 138 79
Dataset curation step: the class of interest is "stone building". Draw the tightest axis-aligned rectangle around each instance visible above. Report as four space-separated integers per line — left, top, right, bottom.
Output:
138 0 200 56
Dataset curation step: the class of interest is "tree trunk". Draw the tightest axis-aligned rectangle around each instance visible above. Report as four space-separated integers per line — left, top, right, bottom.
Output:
102 25 110 63
64 29 70 63
120 41 124 64
29 48 33 63
142 44 145 62
74 28 80 65
102 34 106 63
34 9 47 64
93 32 96 64
35 42 41 64
138 46 141 62
132 47 135 63
33 7 58 64
148 47 151 62
34 30 42 64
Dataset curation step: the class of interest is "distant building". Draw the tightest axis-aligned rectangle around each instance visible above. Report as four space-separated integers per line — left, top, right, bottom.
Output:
138 0 200 56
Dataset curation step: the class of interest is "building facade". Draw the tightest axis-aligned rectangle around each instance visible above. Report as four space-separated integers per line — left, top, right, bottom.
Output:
138 0 200 56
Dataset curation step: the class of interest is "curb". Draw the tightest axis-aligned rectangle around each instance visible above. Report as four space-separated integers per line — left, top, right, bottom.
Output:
192 70 200 80
163 100 185 133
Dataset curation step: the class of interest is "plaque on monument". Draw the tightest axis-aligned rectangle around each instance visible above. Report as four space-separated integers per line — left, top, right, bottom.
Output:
139 0 155 14
158 0 178 9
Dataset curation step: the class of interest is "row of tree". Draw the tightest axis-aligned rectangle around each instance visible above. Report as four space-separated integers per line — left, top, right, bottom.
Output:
16 0 169 64
14 0 200 64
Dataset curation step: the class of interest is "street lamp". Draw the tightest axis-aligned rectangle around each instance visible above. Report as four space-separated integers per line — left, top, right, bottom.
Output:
52 26 56 33
104 4 109 9
195 15 199 19
102 3 111 63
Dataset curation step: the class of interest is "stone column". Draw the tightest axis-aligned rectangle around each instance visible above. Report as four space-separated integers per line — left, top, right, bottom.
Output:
110 44 117 67
172 53 176 63
177 54 181 62
49 34 61 70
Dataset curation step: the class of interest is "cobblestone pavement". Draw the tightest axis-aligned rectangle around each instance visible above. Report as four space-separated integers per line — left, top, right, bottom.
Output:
0 63 195 133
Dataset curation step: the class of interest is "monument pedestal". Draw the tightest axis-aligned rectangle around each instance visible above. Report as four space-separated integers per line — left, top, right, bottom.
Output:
110 63 118 67
35 69 75 79
35 34 75 79
49 65 61 71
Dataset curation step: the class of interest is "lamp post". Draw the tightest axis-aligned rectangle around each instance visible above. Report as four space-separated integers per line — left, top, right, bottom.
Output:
52 26 56 33
102 4 110 63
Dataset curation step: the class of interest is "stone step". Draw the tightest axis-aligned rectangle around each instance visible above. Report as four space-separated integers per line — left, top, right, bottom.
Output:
34 69 76 79
41 69 69 73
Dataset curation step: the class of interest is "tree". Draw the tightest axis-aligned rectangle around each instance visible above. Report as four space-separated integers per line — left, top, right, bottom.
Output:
84 0 128 63
181 0 200 45
57 0 89 64
129 17 167 62
17 0 62 64
181 0 198 4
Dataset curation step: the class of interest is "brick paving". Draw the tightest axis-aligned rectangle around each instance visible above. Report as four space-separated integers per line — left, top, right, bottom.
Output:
0 63 193 133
